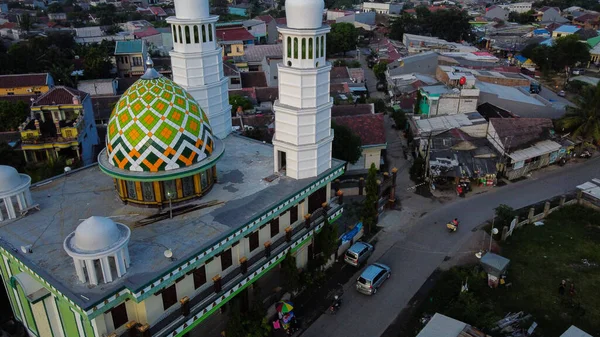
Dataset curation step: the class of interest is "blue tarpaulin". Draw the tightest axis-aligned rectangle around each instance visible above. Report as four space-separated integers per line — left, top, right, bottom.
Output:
341 222 363 244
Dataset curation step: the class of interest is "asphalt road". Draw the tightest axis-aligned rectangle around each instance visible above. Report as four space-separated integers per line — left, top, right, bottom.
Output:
300 157 600 337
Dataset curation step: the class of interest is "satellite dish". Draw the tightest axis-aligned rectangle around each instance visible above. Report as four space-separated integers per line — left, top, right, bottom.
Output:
164 249 173 259
492 228 499 235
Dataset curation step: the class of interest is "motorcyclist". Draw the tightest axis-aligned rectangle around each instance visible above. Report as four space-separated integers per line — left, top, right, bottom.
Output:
452 218 459 227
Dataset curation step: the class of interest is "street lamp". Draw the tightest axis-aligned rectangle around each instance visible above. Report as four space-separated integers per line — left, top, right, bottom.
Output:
166 191 173 219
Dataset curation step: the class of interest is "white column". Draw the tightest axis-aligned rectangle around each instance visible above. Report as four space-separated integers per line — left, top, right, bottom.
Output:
4 197 16 219
114 251 126 277
85 259 98 285
123 247 130 268
24 189 33 206
16 193 25 211
100 257 112 283
74 258 86 283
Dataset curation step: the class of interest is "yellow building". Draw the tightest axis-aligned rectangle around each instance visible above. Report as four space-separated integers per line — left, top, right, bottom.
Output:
0 73 54 96
114 40 148 78
18 86 100 166
216 25 255 71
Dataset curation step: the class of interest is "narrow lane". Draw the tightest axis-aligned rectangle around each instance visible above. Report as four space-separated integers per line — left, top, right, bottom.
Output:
301 158 600 337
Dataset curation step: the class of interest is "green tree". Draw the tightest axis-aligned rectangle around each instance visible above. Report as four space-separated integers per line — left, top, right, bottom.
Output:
373 61 388 81
210 0 229 15
0 143 26 172
556 83 600 143
409 157 426 183
494 204 516 228
327 23 358 56
18 14 33 32
281 251 301 292
367 98 386 113
46 2 64 13
362 163 379 234
225 299 248 337
390 7 472 43
414 90 422 114
508 10 535 24
314 215 339 266
82 45 113 79
391 110 407 130
552 34 590 71
331 121 362 164
0 101 29 132
229 94 253 115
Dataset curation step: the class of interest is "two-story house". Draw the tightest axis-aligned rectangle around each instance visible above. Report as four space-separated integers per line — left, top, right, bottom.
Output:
115 40 148 78
18 86 100 166
417 85 480 117
0 73 54 96
217 25 255 68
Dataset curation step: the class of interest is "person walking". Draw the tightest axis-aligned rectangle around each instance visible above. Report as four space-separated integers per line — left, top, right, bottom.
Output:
558 280 566 295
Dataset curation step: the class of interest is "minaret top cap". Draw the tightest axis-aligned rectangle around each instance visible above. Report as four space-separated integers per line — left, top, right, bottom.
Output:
174 0 210 20
285 0 324 29
141 56 160 80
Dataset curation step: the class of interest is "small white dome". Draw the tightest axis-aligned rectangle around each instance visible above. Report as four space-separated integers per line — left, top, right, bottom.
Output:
285 0 324 29
74 216 121 252
0 165 21 193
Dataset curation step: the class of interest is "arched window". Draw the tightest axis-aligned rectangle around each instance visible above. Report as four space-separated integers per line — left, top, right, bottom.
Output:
316 36 319 58
208 24 213 41
287 37 292 58
320 36 324 57
185 26 191 44
202 25 207 43
308 38 313 59
172 25 178 43
193 26 199 43
293 38 298 59
178 26 183 45
301 38 306 59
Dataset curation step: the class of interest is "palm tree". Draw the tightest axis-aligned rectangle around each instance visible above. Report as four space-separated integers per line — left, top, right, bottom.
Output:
556 84 600 144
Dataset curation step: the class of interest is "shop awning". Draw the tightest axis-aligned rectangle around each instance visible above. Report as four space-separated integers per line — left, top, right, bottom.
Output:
508 140 561 163
10 272 50 303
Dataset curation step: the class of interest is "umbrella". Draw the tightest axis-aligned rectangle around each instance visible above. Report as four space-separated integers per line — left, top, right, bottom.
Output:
276 301 294 314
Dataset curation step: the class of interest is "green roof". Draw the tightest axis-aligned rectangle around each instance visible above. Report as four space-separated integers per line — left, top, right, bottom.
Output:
587 36 600 48
114 40 145 55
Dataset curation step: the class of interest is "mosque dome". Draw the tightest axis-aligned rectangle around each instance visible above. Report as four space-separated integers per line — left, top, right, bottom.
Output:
285 0 324 29
106 64 215 172
0 166 22 193
73 216 122 252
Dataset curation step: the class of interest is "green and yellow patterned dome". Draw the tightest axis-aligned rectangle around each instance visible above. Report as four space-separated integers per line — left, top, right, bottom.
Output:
106 67 214 172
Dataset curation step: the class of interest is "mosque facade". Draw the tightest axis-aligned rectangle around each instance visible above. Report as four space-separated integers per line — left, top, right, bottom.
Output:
0 1 344 337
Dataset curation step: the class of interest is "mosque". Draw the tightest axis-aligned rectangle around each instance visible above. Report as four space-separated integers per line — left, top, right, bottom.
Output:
0 0 346 337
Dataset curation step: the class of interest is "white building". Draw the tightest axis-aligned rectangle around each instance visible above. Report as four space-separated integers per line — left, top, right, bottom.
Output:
501 2 532 14
361 2 403 15
273 0 334 179
168 0 232 139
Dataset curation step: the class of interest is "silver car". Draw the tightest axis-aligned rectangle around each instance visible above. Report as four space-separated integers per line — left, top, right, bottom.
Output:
344 242 374 267
356 263 391 295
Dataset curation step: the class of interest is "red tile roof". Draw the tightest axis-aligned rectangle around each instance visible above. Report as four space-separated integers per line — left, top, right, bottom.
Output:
275 17 287 25
255 15 275 23
0 22 17 29
241 72 268 88
330 83 350 94
134 27 160 38
330 66 350 80
216 27 255 42
331 104 374 117
332 114 386 146
574 13 599 23
149 6 167 16
0 73 50 89
255 87 278 103
33 86 88 106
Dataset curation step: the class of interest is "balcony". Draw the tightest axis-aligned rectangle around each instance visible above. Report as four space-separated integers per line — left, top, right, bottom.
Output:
150 199 343 337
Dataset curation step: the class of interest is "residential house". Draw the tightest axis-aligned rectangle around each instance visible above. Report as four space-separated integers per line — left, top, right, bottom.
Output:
114 40 148 78
588 36 600 64
417 85 480 117
402 34 479 55
500 2 532 14
134 27 163 49
77 79 118 96
0 22 22 40
484 6 509 21
255 15 278 44
386 52 440 78
486 118 562 180
535 6 568 23
332 111 387 172
241 72 268 88
416 313 491 337
224 62 242 89
361 2 403 15
18 86 100 166
243 19 266 44
74 26 133 44
0 73 54 96
386 73 438 107
229 4 250 16
262 56 282 87
244 44 283 71
47 12 67 21
336 11 377 30
552 25 580 38
148 6 168 20
572 13 599 30
217 25 255 67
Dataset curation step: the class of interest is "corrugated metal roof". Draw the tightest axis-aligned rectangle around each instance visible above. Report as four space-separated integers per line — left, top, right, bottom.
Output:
560 326 593 337
508 140 561 162
416 313 468 337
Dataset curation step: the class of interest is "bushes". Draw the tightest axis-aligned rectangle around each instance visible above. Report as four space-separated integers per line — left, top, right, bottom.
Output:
409 158 426 183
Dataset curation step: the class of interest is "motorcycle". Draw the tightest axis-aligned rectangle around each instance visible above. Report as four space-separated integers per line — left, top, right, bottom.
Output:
446 221 459 232
328 296 342 314
580 150 592 159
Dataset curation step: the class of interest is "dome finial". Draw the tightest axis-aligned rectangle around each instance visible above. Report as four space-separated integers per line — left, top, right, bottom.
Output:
141 56 160 80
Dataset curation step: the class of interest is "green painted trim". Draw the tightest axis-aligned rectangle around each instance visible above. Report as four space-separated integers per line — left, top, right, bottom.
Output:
83 319 95 337
0 256 19 320
85 164 345 318
176 235 313 337
53 297 67 337
16 283 39 337
42 300 55 337
98 149 224 182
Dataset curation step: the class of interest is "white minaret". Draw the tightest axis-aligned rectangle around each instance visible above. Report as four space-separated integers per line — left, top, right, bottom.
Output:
168 0 232 139
273 0 333 180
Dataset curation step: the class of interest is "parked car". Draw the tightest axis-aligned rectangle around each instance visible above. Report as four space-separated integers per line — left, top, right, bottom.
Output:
558 90 566 97
572 68 585 75
356 263 391 295
344 242 374 267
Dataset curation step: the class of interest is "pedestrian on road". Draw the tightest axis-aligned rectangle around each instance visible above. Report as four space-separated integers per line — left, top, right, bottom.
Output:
569 283 576 297
559 280 566 295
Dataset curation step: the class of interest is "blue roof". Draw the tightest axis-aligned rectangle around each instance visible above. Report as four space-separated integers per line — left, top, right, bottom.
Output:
534 28 549 35
554 25 580 34
114 40 145 55
515 55 528 63
540 38 554 46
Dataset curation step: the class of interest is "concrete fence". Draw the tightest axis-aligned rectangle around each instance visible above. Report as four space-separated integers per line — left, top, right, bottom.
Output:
501 191 586 241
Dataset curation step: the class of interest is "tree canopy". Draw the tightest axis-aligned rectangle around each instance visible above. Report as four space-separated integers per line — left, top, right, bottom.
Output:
229 94 253 115
373 61 389 81
523 35 590 72
362 163 379 234
390 7 473 43
332 121 362 164
327 23 358 56
0 101 29 132
508 10 535 24
556 84 600 143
